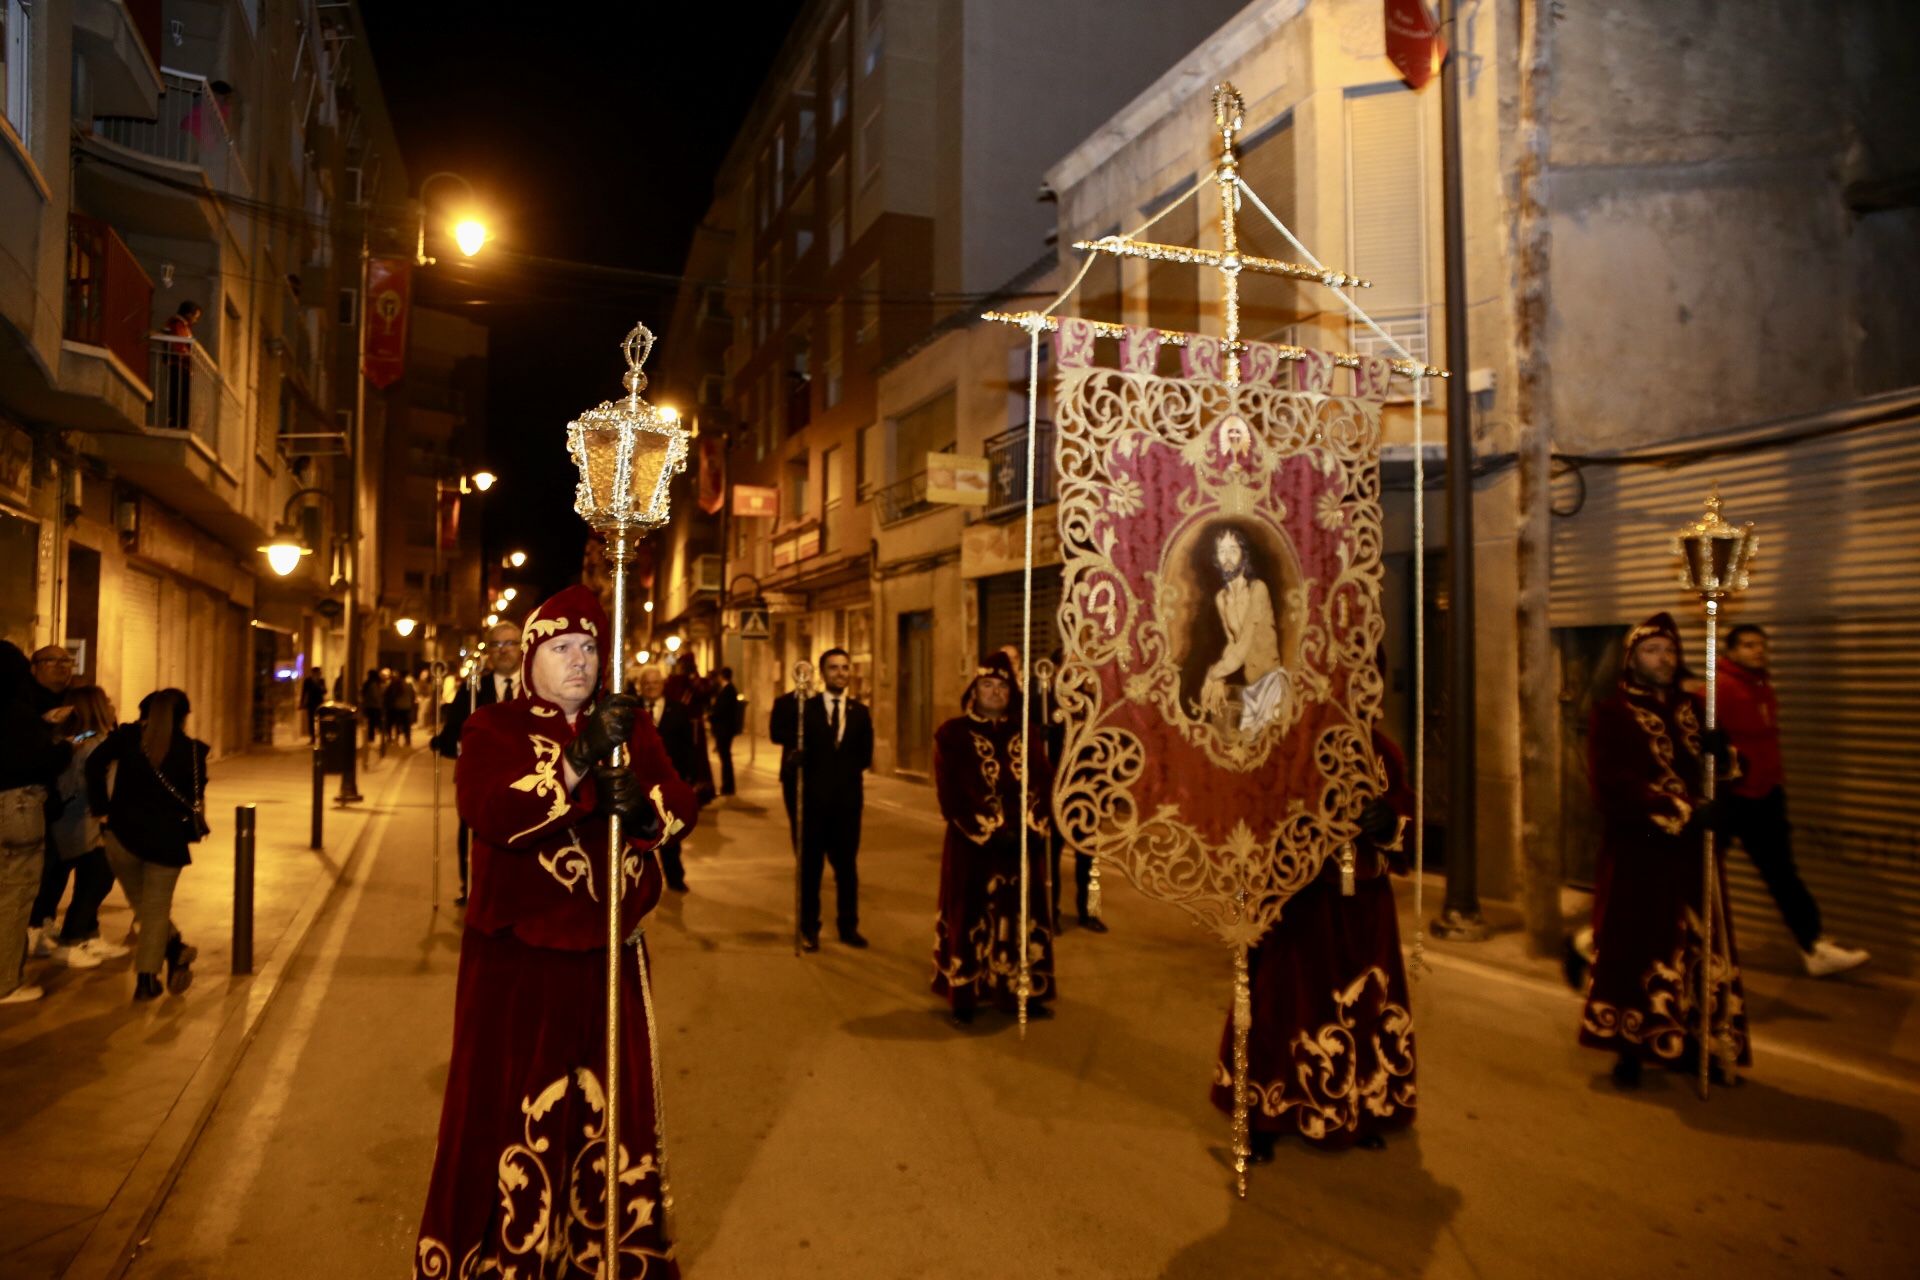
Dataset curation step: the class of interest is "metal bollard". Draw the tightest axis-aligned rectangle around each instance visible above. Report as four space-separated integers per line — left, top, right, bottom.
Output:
338 713 362 804
310 745 325 850
233 804 256 975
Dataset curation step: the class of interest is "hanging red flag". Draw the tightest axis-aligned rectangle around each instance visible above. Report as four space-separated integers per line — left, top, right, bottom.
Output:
697 433 725 515
1385 0 1446 91
362 258 412 389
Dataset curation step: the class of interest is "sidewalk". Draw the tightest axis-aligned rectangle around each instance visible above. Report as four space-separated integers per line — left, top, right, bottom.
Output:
0 742 427 1280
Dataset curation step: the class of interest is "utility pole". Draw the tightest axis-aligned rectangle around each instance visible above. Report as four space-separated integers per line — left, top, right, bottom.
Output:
1433 0 1485 939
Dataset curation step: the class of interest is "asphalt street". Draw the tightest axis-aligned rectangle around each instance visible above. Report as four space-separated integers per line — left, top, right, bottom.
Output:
123 746 1920 1279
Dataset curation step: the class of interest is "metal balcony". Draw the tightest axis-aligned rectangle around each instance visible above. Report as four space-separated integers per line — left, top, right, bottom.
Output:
983 420 1057 518
92 69 252 197
64 213 153 390
874 471 934 528
148 334 243 465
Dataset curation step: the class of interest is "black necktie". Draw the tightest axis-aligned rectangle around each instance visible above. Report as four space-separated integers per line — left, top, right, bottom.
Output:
831 697 842 743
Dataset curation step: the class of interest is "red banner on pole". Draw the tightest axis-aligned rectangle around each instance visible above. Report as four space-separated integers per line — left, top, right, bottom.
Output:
438 489 461 553
363 257 412 389
1385 0 1445 91
697 434 725 515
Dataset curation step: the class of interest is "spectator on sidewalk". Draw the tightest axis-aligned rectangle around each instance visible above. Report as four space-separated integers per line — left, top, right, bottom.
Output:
664 653 717 804
1713 625 1869 978
432 621 522 906
931 652 1055 1026
415 585 695 1275
384 669 418 746
771 647 873 951
87 689 208 1002
709 666 742 796
37 687 128 969
360 668 386 745
300 666 327 742
1 642 71 1006
640 665 702 892
24 644 76 959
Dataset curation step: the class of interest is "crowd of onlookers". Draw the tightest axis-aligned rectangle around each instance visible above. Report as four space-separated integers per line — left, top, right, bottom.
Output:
1 641 206 1006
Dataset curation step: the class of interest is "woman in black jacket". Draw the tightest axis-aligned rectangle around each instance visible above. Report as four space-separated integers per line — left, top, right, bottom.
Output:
86 688 209 1001
1 641 71 1005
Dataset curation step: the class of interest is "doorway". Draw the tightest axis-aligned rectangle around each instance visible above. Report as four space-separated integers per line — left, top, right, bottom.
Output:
896 610 933 775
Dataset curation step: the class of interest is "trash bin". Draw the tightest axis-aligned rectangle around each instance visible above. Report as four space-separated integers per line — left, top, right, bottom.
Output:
317 703 358 774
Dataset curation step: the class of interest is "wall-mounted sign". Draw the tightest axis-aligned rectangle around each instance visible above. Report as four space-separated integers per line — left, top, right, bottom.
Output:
926 452 989 506
733 484 779 518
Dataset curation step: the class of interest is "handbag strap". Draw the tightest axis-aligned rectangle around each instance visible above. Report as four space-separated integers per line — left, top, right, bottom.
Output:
145 742 200 816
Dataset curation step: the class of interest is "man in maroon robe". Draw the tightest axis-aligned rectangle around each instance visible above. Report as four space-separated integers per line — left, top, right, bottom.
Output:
1209 730 1417 1156
932 653 1057 1026
1579 611 1750 1088
415 585 697 1279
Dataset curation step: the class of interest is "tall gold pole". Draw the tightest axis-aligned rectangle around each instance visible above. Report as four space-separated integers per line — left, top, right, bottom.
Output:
791 660 814 957
604 531 629 1277
1697 596 1718 1100
1231 940 1252 1198
1213 85 1244 389
431 657 443 912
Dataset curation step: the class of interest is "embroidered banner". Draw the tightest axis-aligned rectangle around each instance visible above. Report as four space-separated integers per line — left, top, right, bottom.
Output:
1051 359 1389 946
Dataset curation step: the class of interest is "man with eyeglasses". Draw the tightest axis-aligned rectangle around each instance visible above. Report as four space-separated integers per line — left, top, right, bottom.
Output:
432 622 523 906
28 646 75 716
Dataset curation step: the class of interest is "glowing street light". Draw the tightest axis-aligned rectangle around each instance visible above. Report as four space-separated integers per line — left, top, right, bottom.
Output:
664 635 682 654
485 613 500 627
453 219 488 257
506 550 528 568
394 616 418 638
643 601 654 614
502 587 517 602
471 470 498 492
637 649 652 664
259 524 311 577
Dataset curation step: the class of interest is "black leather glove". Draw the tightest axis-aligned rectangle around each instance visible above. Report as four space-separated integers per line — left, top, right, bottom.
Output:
564 693 639 778
1681 797 1725 841
1700 727 1732 771
594 763 647 820
1358 798 1400 844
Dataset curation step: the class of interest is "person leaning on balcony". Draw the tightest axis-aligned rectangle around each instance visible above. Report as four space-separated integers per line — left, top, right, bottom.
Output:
1708 624 1869 978
161 301 202 429
86 689 208 1002
0 642 73 1006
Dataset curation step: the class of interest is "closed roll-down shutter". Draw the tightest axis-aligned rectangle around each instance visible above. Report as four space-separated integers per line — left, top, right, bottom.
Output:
979 567 1064 665
1549 392 1920 972
120 568 161 714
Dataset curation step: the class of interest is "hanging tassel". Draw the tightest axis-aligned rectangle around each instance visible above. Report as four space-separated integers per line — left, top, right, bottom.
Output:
1339 843 1357 896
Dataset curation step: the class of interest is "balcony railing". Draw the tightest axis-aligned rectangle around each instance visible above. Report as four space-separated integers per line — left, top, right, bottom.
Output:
149 334 242 467
874 471 934 528
771 522 821 569
94 69 251 195
983 420 1057 518
64 213 154 386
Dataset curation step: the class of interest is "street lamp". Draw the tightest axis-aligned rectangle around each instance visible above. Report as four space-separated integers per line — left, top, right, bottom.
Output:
260 528 310 577
471 469 497 492
485 613 500 627
505 550 527 568
416 171 490 268
643 600 654 614
501 587 517 602
664 635 682 654
394 616 418 638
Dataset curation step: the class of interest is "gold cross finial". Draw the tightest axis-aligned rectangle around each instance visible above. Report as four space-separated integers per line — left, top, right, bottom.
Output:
1212 84 1245 154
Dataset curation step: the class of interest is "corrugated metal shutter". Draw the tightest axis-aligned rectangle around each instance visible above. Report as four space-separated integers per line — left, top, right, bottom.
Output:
979 567 1063 665
1549 393 1920 972
120 568 160 712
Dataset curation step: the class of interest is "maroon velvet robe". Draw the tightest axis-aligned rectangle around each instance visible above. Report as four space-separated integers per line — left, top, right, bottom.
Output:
1209 733 1417 1148
415 692 697 1279
931 713 1057 1013
1578 676 1751 1069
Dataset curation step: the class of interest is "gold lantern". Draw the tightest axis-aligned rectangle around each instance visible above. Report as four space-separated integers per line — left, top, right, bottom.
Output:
565 322 689 1263
1671 486 1756 1100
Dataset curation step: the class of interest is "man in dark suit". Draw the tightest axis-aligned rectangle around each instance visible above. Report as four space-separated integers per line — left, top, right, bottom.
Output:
431 621 522 905
709 666 742 796
770 647 872 950
639 665 701 892
300 667 327 742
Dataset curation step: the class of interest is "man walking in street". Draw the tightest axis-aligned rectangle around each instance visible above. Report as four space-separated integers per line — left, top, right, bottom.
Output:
1716 624 1869 977
431 621 521 906
770 647 872 950
640 665 701 892
710 666 742 797
300 666 326 742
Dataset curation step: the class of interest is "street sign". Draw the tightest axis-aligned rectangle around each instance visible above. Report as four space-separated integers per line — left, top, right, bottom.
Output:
733 484 779 518
926 451 989 506
734 606 770 640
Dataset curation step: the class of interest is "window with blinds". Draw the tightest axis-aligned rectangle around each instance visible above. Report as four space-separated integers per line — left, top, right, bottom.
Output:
1238 113 1300 341
1345 83 1427 316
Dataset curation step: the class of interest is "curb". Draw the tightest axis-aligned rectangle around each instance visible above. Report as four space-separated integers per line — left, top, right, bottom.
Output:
59 756 417 1280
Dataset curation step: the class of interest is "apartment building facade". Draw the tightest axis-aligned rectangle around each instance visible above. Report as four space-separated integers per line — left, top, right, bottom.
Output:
0 0 411 750
653 0 1247 767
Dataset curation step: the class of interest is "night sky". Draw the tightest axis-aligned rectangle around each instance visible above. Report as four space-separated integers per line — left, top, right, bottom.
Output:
361 4 803 601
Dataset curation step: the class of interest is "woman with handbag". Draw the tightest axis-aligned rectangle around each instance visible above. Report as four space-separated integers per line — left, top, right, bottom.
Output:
42 687 130 967
86 688 210 1001
0 642 71 1006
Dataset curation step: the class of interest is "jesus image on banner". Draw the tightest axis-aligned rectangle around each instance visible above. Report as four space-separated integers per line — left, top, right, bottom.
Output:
1189 525 1289 736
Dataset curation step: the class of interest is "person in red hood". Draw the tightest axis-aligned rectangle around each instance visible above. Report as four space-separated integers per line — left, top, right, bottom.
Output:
1579 612 1750 1089
414 585 696 1279
1716 624 1868 978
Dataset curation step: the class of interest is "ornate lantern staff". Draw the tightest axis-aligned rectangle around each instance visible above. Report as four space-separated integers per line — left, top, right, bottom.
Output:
566 322 690 1271
790 660 815 957
1673 487 1756 1101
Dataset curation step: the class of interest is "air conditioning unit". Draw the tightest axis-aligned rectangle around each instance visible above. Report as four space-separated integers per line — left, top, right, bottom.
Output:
692 554 722 594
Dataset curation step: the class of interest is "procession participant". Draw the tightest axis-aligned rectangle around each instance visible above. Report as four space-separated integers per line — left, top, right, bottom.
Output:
931 652 1056 1026
431 620 523 906
1209 729 1416 1156
1579 612 1750 1089
640 665 701 893
1714 624 1868 977
770 648 872 950
414 585 695 1279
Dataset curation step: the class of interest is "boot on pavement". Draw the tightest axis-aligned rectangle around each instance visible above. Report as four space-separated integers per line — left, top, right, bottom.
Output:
133 973 163 1002
1801 937 1869 978
165 934 198 995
